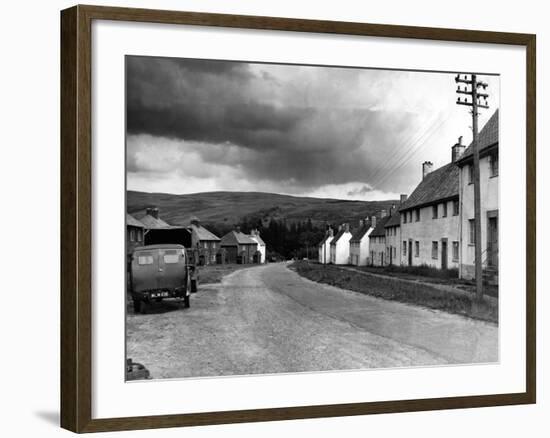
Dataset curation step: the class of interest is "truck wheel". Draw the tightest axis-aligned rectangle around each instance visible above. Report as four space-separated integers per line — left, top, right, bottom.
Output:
132 300 140 314
191 279 198 293
184 295 190 309
139 300 148 314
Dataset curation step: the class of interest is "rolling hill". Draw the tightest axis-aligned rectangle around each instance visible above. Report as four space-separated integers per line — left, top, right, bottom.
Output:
127 190 399 228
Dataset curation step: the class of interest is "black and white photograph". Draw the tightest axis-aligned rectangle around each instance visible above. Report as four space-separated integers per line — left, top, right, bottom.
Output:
125 55 500 381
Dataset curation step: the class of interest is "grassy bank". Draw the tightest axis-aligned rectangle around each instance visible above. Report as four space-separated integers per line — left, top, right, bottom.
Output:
290 261 497 323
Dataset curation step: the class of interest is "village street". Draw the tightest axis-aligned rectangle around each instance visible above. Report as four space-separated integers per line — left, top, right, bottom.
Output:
126 263 498 380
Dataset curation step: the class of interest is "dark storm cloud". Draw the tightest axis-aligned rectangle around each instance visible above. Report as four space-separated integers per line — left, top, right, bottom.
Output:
126 56 416 190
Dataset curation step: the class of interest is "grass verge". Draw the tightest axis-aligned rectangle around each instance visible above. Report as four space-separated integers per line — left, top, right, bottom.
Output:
199 263 256 284
290 261 498 323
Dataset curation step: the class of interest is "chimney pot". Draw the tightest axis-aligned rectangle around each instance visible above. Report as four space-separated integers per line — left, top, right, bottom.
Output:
380 209 387 218
400 194 408 204
344 223 350 232
371 216 377 228
422 161 434 179
452 136 466 162
359 219 364 227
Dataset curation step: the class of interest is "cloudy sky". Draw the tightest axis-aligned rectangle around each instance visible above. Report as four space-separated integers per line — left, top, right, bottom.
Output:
126 56 499 201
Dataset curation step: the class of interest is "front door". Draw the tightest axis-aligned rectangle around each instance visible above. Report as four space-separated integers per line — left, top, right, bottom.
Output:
441 239 448 270
488 216 498 268
408 240 412 265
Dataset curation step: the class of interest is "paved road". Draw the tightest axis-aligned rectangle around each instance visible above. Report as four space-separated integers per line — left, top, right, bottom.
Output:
126 263 498 380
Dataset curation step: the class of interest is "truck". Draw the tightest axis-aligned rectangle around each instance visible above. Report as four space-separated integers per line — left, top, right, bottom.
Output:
129 244 198 314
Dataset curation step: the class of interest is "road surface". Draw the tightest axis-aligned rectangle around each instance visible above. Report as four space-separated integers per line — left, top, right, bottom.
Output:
126 263 498 379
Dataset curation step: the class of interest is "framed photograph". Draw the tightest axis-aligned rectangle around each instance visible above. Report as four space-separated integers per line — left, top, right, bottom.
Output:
60 5 536 433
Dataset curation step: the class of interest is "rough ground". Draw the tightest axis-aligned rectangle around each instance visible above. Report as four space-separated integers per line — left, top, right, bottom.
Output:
126 263 498 380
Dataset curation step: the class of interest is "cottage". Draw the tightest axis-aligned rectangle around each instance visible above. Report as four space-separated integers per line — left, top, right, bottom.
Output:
220 229 259 264
349 219 373 266
126 213 145 255
248 229 266 263
188 217 221 265
134 207 192 247
456 110 499 283
318 227 334 264
399 142 462 270
369 213 390 266
329 224 352 265
384 207 402 266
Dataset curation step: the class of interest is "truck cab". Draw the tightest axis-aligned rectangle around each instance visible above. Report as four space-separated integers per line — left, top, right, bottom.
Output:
129 244 197 313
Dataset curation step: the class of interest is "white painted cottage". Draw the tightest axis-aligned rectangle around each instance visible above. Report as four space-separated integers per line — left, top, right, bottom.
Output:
329 224 352 265
349 219 374 266
248 229 266 264
318 228 334 264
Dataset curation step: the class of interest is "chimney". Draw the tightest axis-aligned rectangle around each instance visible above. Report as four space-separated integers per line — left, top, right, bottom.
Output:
344 223 350 232
400 194 408 204
145 207 152 216
235 225 241 233
380 209 387 218
452 136 466 162
190 216 200 226
150 207 159 219
328 227 334 237
371 216 377 228
359 219 364 227
422 161 434 179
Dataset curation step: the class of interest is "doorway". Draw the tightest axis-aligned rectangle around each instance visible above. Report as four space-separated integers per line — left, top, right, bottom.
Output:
487 212 498 268
441 238 448 270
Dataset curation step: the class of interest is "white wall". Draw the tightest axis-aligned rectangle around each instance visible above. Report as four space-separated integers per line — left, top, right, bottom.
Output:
401 201 460 269
459 153 500 278
330 232 352 264
0 1 546 438
350 228 372 266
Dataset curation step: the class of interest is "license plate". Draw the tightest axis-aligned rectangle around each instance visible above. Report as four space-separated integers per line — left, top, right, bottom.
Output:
150 291 169 298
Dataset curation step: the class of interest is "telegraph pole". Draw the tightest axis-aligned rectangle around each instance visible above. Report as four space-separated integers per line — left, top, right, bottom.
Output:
456 74 489 301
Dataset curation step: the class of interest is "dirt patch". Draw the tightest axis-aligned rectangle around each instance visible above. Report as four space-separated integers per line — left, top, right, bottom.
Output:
199 263 260 284
290 261 498 323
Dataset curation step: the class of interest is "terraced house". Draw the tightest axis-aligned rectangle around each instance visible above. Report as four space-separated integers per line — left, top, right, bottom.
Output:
456 110 499 283
384 203 403 266
399 139 464 270
318 227 334 265
188 217 221 265
329 223 352 265
369 213 390 266
349 219 374 266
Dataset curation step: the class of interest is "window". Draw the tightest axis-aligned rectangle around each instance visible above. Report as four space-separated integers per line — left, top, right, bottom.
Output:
442 202 448 217
393 247 396 258
452 241 459 261
402 241 407 255
137 229 142 242
490 153 499 177
469 219 475 244
137 253 154 265
453 199 459 216
409 211 413 223
415 241 420 257
468 164 474 183
415 209 420 222
129 229 135 242
432 241 438 259
432 204 438 219
403 212 407 224
164 250 180 264
203 242 208 249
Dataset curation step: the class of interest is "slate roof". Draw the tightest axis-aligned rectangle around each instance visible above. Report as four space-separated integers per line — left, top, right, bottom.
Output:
370 216 391 237
126 213 144 228
399 162 459 211
459 109 499 161
385 212 401 228
189 224 220 241
318 233 333 246
220 230 258 246
349 223 372 243
249 234 266 246
134 211 171 229
330 228 350 245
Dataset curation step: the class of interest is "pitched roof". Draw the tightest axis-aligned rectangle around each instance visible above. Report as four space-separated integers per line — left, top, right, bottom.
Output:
459 109 499 161
318 233 333 246
190 224 220 241
220 230 258 246
126 213 144 228
370 215 391 237
349 223 372 243
385 212 401 228
249 234 266 246
330 228 351 245
399 162 459 211
133 211 171 229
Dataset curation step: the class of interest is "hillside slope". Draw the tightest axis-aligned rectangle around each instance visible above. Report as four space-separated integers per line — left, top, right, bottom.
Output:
127 190 398 227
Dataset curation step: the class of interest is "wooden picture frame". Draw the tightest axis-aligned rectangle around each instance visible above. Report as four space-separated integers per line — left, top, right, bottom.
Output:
60 4 536 433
